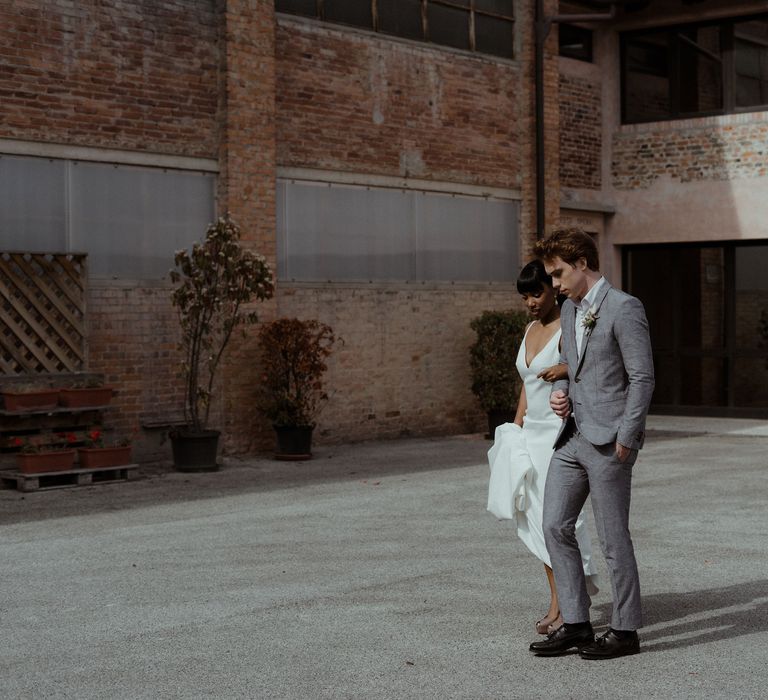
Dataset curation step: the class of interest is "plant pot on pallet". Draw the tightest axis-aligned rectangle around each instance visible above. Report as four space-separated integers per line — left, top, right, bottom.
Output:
170 429 220 472
16 450 76 474
2 390 60 412
59 387 114 408
273 425 313 461
77 446 132 469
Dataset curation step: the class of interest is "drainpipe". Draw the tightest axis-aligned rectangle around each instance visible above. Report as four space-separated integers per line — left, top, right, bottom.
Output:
534 0 636 239
534 0 547 240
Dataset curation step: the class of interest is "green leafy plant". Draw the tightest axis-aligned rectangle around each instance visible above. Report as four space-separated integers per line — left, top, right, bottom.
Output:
72 377 104 389
170 215 274 432
469 310 529 412
256 318 336 427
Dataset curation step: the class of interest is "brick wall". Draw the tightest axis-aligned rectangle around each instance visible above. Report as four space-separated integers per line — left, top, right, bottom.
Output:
559 72 601 190
86 284 182 461
1 1 556 456
214 0 279 454
0 0 278 458
276 286 523 442
612 115 768 190
269 5 559 448
0 0 219 157
275 16 521 190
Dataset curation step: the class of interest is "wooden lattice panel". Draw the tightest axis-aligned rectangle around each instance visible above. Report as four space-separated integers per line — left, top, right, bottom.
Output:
0 252 87 375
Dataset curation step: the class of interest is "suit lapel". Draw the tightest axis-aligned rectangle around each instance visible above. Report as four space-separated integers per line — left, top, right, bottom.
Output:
574 281 612 379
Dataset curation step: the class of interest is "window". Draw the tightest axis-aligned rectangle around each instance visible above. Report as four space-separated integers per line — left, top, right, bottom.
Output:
0 155 216 279
324 0 373 29
735 18 768 107
276 180 519 282
624 243 768 415
378 0 423 41
622 13 768 123
275 0 515 60
559 23 593 62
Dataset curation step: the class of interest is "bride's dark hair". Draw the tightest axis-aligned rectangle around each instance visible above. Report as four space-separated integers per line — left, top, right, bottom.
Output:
517 259 565 306
516 259 553 294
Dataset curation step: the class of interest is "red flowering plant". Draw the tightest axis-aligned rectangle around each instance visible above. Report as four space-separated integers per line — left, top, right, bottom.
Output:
11 433 78 453
255 318 336 427
83 428 132 448
170 215 274 433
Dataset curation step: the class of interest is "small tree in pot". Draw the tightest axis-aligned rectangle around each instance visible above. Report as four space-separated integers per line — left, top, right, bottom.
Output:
256 318 336 460
469 309 529 437
170 215 274 471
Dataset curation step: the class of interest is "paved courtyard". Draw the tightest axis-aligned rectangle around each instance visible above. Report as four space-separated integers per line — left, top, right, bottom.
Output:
1 416 767 699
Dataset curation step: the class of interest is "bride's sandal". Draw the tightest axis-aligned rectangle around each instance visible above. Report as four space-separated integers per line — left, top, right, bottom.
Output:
546 615 564 634
535 614 559 635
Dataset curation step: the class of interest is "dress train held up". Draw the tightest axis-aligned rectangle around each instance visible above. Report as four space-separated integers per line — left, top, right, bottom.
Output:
487 325 598 590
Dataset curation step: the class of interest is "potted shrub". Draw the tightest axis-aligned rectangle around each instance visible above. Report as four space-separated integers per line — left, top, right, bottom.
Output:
469 309 529 437
77 428 132 469
256 318 336 460
169 215 274 471
11 434 78 474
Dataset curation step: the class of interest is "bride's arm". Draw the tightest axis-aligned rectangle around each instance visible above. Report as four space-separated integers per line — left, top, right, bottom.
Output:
513 384 527 427
537 363 568 382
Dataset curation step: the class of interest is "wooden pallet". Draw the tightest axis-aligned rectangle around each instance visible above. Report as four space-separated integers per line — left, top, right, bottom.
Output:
0 464 139 492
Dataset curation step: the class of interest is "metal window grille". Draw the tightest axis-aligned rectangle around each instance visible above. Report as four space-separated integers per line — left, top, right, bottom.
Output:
276 0 515 59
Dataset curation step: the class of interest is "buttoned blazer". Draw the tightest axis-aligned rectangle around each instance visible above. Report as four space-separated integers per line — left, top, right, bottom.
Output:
552 281 655 450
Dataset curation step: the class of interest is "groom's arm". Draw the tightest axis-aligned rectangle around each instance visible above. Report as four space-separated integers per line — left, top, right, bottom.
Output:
550 306 571 417
615 296 655 450
550 338 571 418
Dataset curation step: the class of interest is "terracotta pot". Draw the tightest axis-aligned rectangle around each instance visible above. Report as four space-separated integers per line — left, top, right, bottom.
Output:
77 446 132 469
16 450 76 474
3 390 60 412
58 387 114 408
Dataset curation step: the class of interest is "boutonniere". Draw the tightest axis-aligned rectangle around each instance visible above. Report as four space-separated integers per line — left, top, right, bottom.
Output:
582 305 599 332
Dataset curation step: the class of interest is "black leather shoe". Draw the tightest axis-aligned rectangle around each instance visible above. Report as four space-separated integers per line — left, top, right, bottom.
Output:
529 623 594 656
579 629 640 660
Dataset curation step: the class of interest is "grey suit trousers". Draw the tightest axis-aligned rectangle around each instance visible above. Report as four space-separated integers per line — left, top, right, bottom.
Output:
543 423 642 630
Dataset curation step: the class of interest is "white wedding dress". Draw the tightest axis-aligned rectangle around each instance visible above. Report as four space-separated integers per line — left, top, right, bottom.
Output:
488 323 598 588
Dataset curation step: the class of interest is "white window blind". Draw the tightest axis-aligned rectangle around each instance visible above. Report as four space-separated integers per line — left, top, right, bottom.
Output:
0 154 216 279
277 180 519 282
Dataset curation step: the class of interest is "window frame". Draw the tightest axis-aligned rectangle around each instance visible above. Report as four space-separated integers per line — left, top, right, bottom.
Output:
620 12 768 125
275 0 515 60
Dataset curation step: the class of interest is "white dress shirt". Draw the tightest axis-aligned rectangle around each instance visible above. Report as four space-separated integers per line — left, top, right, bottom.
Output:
575 276 606 357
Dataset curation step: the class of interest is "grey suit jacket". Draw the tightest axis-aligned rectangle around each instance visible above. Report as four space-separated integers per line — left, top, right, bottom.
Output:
553 281 655 450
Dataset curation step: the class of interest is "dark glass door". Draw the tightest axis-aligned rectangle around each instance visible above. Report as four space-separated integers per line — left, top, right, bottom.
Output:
624 243 768 416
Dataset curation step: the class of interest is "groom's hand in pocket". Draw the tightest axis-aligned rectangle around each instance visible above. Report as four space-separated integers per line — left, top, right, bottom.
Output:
615 442 631 462
550 390 571 418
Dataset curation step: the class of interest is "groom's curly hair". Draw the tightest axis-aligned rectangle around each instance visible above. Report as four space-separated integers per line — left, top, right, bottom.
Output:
533 227 600 271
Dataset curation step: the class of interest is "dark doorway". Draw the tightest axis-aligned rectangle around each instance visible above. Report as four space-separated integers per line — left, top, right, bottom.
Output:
624 242 768 416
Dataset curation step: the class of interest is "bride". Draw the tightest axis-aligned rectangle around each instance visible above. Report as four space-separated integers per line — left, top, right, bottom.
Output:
488 259 597 633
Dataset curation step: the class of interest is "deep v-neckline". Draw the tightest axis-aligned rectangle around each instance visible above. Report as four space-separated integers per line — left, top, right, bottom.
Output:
524 323 560 369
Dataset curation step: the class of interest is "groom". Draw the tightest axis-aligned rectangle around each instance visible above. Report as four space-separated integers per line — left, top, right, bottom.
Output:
528 228 654 660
